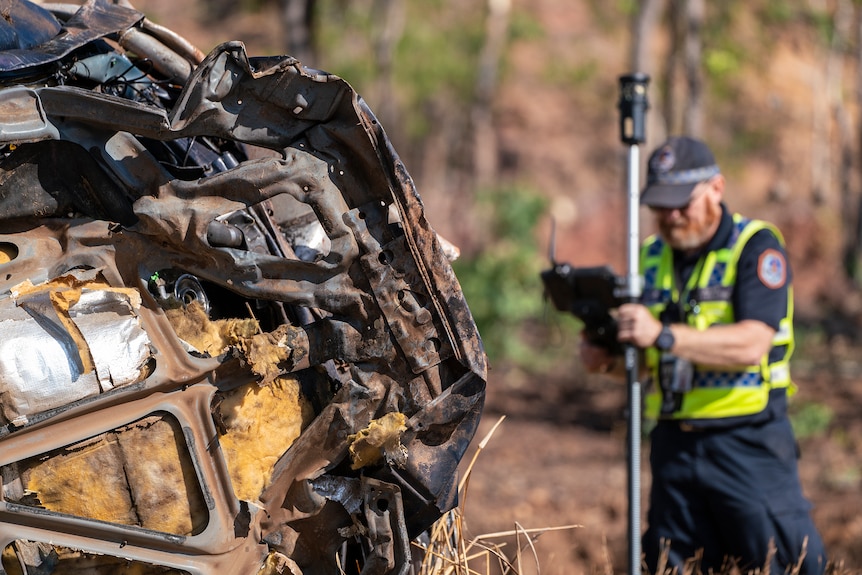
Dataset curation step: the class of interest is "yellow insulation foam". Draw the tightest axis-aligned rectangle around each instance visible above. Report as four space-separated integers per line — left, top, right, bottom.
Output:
25 434 138 526
1 543 22 575
347 412 408 470
165 302 303 385
22 415 206 536
217 375 314 502
164 301 258 357
237 327 294 385
0 244 14 265
115 417 208 534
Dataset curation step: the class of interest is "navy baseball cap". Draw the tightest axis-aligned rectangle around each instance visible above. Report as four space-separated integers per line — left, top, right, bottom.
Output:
641 136 720 208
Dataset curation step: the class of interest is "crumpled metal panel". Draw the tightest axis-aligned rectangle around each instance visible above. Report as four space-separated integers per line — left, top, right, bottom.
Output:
0 0 142 72
0 2 486 575
0 0 61 53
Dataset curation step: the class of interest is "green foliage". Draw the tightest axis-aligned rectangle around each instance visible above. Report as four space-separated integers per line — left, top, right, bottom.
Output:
452 185 553 367
542 59 599 89
585 0 625 32
806 7 835 45
789 401 834 440
486 184 546 239
508 10 545 43
316 0 488 141
759 0 796 24
315 0 378 88
697 5 751 105
616 0 638 18
704 48 741 78
394 6 484 138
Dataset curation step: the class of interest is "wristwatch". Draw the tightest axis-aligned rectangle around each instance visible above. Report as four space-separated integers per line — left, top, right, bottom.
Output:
654 325 675 351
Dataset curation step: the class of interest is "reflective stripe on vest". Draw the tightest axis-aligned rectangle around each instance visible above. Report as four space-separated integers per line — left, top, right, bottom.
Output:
641 214 796 420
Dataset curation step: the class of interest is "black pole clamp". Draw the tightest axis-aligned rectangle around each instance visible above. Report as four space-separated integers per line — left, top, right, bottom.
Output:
618 73 650 145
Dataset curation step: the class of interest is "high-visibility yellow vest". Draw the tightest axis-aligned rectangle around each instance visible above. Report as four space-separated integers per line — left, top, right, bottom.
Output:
641 214 795 420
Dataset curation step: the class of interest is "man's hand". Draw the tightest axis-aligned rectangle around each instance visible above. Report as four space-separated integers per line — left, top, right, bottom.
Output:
616 303 663 349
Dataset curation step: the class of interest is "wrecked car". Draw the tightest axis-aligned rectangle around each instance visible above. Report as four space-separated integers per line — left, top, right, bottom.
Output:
0 1 487 573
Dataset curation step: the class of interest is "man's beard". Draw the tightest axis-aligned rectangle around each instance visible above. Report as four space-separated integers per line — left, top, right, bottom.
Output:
660 200 722 251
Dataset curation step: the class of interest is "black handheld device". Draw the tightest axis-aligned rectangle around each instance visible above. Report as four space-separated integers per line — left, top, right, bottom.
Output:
541 262 623 354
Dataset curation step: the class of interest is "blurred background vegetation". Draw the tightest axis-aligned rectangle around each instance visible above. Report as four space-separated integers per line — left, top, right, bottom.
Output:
128 0 862 386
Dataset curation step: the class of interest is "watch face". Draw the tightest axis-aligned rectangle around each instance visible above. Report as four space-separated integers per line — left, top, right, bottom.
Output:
657 327 674 350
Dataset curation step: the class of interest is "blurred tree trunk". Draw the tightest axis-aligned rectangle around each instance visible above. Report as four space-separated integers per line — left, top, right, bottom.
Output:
370 0 406 134
471 0 510 189
662 0 685 135
662 0 703 137
831 0 852 279
420 97 476 249
682 0 704 137
631 0 664 74
280 0 317 66
809 0 833 205
848 0 862 284
813 0 860 287
631 0 668 146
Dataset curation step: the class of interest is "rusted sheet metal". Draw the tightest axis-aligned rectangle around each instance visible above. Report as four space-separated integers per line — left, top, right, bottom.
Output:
0 2 486 574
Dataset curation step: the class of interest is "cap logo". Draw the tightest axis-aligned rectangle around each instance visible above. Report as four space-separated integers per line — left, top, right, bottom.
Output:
653 145 676 173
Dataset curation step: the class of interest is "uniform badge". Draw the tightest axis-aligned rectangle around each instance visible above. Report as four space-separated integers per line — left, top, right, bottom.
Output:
758 249 786 289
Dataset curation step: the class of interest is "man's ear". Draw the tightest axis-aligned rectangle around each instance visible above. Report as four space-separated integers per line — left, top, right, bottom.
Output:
711 174 726 200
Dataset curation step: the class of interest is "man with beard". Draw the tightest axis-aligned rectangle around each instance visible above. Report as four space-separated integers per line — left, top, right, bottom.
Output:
581 136 826 574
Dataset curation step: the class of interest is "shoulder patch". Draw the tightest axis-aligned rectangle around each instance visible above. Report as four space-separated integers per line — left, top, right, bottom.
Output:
757 249 786 289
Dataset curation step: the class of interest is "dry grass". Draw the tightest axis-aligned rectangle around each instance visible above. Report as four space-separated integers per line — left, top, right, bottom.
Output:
411 415 583 575
413 510 584 575
409 415 857 575
651 535 855 575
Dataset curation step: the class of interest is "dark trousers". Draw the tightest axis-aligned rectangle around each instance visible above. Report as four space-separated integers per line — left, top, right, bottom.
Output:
643 416 826 575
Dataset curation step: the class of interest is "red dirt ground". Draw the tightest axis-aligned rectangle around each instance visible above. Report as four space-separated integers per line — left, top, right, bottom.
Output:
460 353 862 575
